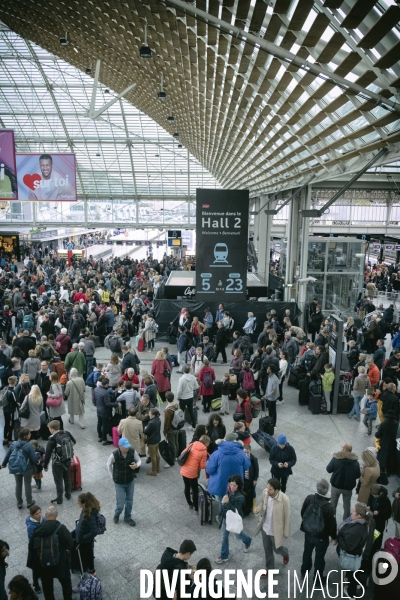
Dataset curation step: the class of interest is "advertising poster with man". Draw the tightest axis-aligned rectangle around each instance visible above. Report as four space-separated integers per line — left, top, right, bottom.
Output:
0 130 18 199
16 153 77 201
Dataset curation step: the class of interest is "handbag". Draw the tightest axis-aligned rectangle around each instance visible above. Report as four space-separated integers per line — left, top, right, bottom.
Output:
225 509 243 534
164 368 171 378
233 413 244 422
360 408 369 414
230 374 237 385
339 549 362 572
176 443 193 467
19 399 30 420
46 394 63 407
253 371 259 381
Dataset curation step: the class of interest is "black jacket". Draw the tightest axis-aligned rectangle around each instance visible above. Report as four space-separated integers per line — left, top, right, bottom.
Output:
13 335 36 360
144 416 161 445
326 450 360 490
337 519 370 557
158 547 188 600
215 327 227 347
310 351 329 379
381 391 399 419
257 331 269 349
376 416 399 474
269 443 297 477
27 520 73 579
35 370 51 397
300 493 337 540
245 453 259 484
44 430 76 469
75 509 99 544
120 352 139 373
367 486 392 533
92 386 118 416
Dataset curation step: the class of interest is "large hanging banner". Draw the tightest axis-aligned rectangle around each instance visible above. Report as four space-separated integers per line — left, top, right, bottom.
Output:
0 130 18 199
15 153 77 201
196 188 249 302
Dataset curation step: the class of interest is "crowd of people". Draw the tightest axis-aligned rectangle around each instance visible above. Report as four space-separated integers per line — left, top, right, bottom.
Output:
0 247 399 600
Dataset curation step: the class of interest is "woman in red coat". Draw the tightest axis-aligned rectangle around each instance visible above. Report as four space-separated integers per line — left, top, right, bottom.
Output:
198 358 216 414
151 350 171 403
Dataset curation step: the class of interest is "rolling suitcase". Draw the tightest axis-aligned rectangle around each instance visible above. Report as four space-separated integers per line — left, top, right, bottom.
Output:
112 426 120 447
213 380 222 399
159 440 175 466
287 368 301 389
229 383 239 400
39 411 50 440
70 455 82 491
137 337 145 352
259 416 274 435
298 378 309 406
185 405 197 427
92 335 101 348
198 483 213 525
178 429 187 455
337 394 353 414
308 381 322 415
252 430 277 452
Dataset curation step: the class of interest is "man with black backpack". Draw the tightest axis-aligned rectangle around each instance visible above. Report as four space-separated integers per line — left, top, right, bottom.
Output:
300 479 337 583
1 427 38 509
44 420 76 505
27 505 73 600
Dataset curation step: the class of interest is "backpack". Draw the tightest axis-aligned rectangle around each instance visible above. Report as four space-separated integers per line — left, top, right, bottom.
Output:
202 370 214 389
95 513 107 535
171 407 185 430
33 523 63 568
102 290 110 303
22 314 35 330
250 396 261 417
241 343 251 362
39 345 53 360
383 537 400 565
242 370 255 392
149 320 159 334
109 335 121 353
54 431 74 462
16 308 24 323
302 497 328 538
0 387 9 408
8 441 30 474
79 573 103 600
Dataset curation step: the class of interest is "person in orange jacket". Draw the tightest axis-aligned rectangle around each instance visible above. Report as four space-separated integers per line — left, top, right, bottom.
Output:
179 435 210 513
367 357 380 388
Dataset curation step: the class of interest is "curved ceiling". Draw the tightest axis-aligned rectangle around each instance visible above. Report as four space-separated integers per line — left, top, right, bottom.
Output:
1 0 400 196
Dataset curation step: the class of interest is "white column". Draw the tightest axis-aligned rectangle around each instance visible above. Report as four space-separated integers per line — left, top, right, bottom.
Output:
297 186 311 329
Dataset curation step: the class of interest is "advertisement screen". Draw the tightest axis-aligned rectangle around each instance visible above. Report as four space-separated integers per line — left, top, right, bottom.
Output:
16 153 77 201
196 188 249 302
0 130 18 199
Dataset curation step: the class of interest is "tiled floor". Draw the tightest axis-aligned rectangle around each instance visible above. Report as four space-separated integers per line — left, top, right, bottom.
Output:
1 340 398 600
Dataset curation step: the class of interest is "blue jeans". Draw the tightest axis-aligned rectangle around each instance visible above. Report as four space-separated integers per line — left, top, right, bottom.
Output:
86 355 94 376
348 393 363 420
114 479 135 520
220 519 251 559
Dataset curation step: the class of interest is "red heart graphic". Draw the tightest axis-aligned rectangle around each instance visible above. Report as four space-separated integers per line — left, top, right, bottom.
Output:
23 173 42 190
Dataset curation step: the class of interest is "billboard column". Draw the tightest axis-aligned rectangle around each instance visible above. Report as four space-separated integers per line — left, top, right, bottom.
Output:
196 189 249 303
285 193 301 300
298 186 311 329
258 198 276 288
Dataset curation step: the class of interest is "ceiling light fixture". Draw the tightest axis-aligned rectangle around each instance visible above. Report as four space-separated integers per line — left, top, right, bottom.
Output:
104 88 110 94
177 144 183 148
60 33 69 46
85 67 92 75
173 132 179 138
158 73 166 100
140 20 152 58
167 115 174 122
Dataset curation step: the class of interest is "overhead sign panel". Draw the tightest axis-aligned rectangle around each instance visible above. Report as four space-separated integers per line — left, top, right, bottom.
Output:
0 130 18 200
16 153 77 201
196 188 249 302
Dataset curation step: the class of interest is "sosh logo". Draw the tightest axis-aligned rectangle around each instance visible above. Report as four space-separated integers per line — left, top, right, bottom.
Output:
372 551 398 586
